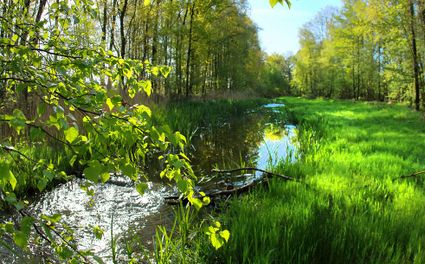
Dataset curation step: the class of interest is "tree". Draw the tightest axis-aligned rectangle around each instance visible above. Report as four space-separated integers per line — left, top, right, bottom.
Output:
292 0 425 108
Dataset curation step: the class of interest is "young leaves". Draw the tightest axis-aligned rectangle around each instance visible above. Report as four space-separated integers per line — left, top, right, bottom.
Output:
64 127 79 143
0 163 17 190
205 221 230 250
269 0 291 8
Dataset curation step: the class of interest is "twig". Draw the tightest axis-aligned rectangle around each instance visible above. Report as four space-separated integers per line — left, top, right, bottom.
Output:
26 123 77 150
19 210 93 264
393 170 425 181
212 167 295 181
0 144 37 163
18 210 51 244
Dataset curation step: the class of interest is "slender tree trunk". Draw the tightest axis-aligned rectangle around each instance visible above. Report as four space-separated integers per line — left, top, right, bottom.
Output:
409 0 421 110
107 0 117 90
119 0 128 58
185 1 195 97
102 0 108 43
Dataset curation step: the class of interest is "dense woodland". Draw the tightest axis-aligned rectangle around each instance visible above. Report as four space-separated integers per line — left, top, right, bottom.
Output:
0 0 292 108
293 0 425 110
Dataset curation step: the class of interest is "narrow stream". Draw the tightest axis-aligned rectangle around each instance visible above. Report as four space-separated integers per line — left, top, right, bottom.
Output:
1 102 298 263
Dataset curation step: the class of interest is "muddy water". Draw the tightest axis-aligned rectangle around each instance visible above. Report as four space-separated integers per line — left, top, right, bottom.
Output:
1 102 298 263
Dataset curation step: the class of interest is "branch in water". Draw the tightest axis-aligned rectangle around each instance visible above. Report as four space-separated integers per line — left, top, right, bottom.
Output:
212 167 295 181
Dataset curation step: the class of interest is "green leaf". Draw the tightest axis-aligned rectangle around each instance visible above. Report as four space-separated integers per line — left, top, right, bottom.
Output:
142 80 152 96
13 216 34 248
159 66 172 78
151 66 159 76
92 225 104 240
10 109 26 135
64 127 79 143
106 98 114 111
100 172 110 184
123 68 133 79
37 178 48 192
269 0 279 7
8 170 16 191
219 230 230 242
83 161 104 183
210 233 224 250
69 155 78 166
177 179 189 193
11 34 18 43
136 182 148 196
202 196 211 205
189 196 203 210
0 163 16 190
135 105 152 117
121 163 137 180
41 214 61 224
144 0 150 6
13 231 28 248
269 0 290 8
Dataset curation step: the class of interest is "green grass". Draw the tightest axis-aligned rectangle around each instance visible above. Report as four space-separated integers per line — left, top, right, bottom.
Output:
206 97 425 263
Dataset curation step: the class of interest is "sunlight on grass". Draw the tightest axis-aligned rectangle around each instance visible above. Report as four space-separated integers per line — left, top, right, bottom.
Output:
208 97 425 263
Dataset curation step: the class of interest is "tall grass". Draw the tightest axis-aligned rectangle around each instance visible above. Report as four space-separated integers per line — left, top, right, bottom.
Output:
206 97 425 263
152 99 268 140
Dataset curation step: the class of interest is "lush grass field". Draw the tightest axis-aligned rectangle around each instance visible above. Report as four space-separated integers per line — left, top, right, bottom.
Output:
207 97 425 263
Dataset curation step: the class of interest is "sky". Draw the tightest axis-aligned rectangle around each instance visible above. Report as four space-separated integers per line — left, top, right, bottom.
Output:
248 0 343 55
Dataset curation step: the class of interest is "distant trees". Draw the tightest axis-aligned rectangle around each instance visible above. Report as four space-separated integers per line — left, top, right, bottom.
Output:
293 0 425 110
259 53 294 97
94 0 265 98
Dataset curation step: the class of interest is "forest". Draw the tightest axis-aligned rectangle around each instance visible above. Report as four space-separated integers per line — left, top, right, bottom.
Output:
293 0 425 110
0 0 425 263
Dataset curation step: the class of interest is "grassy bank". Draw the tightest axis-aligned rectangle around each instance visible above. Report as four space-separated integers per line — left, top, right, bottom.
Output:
208 97 425 263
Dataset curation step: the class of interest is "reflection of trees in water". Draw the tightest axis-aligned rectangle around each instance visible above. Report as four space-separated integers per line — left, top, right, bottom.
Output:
264 123 287 141
189 111 278 174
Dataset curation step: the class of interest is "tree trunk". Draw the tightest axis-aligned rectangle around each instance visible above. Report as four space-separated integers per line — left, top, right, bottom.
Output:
185 1 195 97
119 0 128 58
102 0 108 43
409 0 421 110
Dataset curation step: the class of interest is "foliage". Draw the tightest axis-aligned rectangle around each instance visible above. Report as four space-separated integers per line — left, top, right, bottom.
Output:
93 0 265 97
292 0 425 110
0 0 223 261
259 53 293 97
269 0 292 8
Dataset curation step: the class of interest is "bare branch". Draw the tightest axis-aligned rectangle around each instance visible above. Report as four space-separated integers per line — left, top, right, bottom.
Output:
212 167 295 181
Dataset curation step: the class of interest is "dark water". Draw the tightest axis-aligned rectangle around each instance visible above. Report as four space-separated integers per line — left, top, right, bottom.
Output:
1 102 298 263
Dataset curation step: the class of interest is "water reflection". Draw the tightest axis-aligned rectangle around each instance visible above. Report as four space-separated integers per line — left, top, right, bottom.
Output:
190 103 296 174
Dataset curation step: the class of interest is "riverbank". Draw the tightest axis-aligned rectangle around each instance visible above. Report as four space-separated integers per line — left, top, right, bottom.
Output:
1 98 283 262
207 97 425 263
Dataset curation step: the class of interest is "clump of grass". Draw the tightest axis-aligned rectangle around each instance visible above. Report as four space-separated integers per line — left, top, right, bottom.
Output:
207 97 425 263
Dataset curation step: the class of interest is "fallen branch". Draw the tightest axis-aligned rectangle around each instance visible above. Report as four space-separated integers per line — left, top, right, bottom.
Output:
393 170 425 181
165 167 299 205
212 167 295 181
165 179 268 205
